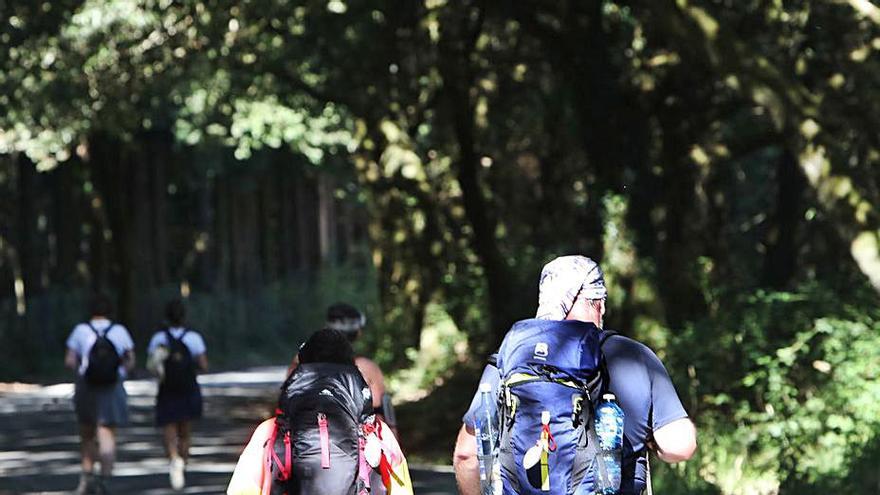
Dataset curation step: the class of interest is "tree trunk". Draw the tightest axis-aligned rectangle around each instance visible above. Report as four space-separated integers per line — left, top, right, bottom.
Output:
213 175 231 291
762 147 805 289
277 158 296 278
130 139 157 332
294 172 317 271
15 153 42 308
317 173 336 264
147 130 171 286
438 3 520 347
88 133 136 326
49 158 82 287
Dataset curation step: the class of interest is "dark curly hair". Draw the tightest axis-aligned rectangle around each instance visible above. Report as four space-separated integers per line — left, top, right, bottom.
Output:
298 329 355 365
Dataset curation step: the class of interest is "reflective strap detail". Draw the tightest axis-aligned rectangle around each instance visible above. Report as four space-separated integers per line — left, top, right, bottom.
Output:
318 413 331 469
540 411 552 491
266 422 293 483
554 378 581 389
283 431 291 479
358 436 371 491
505 372 583 390
540 428 550 492
504 373 540 386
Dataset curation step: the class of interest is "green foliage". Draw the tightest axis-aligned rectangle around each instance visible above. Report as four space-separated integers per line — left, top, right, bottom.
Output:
660 286 880 494
3 1 880 490
387 302 469 402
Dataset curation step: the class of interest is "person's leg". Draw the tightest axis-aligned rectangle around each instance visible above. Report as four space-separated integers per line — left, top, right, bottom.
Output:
177 420 192 460
162 423 180 461
79 423 98 473
95 425 116 477
76 423 97 493
164 422 186 490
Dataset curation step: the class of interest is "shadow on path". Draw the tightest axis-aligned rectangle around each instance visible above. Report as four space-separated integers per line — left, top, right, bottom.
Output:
0 368 457 494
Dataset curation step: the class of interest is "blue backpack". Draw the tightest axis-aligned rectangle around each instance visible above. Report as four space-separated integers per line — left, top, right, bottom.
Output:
495 319 615 495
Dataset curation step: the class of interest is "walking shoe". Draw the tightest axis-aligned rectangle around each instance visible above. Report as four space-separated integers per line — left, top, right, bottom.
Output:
75 473 94 495
169 457 186 490
93 475 109 495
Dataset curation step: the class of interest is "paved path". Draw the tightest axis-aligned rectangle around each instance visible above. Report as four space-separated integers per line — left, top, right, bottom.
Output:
0 368 457 495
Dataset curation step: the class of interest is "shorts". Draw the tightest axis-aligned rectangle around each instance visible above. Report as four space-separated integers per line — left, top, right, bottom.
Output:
74 378 129 426
156 385 203 426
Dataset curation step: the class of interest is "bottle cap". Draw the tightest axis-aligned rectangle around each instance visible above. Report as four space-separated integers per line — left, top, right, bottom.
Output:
602 393 616 401
479 383 493 393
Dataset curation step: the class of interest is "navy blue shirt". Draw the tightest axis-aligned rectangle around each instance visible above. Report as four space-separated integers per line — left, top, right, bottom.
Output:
462 325 689 494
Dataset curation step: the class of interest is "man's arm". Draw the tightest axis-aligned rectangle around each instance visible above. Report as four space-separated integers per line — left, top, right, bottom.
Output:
122 349 136 372
354 356 386 409
196 354 209 372
286 354 299 375
354 356 398 436
64 348 79 371
453 424 481 495
651 417 697 463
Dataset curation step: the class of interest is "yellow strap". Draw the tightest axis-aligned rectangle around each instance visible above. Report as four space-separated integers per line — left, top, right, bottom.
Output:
540 430 550 491
504 372 580 390
504 372 539 386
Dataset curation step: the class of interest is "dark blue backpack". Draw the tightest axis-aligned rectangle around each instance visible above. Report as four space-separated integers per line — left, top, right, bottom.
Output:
496 319 614 495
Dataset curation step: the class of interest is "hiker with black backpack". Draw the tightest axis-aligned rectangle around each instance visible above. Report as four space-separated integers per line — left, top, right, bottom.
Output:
229 327 413 495
64 294 136 495
453 255 697 495
287 303 398 435
146 299 208 491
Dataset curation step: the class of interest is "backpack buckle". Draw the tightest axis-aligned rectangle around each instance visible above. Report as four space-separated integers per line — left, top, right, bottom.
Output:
571 395 584 428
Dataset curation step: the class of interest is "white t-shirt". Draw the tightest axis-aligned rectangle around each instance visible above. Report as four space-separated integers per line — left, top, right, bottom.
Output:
66 318 135 378
147 327 207 357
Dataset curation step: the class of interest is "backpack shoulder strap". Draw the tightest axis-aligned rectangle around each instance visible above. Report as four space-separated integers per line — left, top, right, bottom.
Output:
599 330 618 347
165 327 184 344
487 352 498 368
87 321 115 338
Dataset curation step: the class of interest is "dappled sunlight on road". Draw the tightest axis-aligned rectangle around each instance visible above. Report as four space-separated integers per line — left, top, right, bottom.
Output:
0 366 456 494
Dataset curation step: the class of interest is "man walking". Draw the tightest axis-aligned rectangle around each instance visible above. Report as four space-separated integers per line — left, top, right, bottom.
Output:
453 255 696 494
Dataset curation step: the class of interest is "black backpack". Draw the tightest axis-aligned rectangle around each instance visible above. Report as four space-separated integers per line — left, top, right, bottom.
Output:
161 329 198 393
273 362 373 495
84 323 121 386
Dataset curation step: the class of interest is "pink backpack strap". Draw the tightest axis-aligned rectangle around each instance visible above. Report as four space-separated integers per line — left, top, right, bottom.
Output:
263 416 293 494
358 435 371 495
262 421 278 494
318 413 331 469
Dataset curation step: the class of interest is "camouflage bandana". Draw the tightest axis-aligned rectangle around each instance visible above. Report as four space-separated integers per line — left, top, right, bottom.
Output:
535 255 607 320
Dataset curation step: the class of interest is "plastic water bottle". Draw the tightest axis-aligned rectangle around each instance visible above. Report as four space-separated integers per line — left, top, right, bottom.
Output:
474 383 501 495
593 393 624 495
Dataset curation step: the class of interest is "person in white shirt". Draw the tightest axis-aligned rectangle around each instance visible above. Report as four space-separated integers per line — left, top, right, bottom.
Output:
147 299 208 491
64 294 135 495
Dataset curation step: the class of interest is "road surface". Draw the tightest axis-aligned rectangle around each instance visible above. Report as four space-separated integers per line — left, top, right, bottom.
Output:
0 368 457 495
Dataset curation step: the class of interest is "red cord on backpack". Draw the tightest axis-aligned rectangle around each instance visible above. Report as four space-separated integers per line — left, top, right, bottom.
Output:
542 423 557 452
